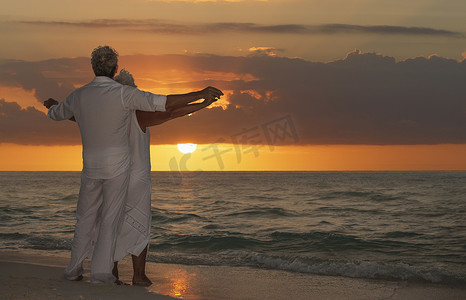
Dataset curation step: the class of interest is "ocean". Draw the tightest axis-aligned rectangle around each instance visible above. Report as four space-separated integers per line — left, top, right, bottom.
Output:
1 171 465 285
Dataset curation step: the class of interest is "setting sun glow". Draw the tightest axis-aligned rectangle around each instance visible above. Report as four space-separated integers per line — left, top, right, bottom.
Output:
177 143 197 154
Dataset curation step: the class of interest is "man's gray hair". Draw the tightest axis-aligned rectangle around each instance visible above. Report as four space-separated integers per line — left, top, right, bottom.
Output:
114 69 137 87
91 45 118 77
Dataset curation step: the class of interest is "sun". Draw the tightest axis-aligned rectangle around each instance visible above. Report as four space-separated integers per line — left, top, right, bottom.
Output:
177 143 197 154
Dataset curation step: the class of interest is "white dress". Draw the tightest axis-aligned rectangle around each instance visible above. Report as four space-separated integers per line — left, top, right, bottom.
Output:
113 111 152 261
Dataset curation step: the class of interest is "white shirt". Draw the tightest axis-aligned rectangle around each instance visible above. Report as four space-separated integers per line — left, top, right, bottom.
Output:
48 76 166 179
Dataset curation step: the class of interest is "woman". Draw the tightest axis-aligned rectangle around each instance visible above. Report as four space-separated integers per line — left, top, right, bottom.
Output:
112 69 221 285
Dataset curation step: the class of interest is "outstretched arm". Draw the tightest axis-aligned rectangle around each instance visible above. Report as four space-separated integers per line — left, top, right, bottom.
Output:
165 86 223 110
137 97 216 130
44 98 75 121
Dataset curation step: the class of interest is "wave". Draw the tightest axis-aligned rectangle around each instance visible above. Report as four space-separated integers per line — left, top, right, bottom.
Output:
226 207 294 217
383 231 424 239
152 209 205 223
246 253 464 284
317 190 404 202
0 232 28 240
152 230 388 253
247 195 284 201
153 234 264 251
0 233 71 251
318 191 375 200
151 230 429 259
59 194 78 201
148 250 465 284
25 235 71 250
269 231 412 252
315 206 382 214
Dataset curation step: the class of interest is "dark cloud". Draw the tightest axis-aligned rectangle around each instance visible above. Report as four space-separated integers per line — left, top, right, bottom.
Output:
0 99 80 145
16 19 464 37
0 57 92 102
1 50 465 146
150 51 466 145
309 24 462 37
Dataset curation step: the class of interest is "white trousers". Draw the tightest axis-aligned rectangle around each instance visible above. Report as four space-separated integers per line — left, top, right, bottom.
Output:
64 171 129 283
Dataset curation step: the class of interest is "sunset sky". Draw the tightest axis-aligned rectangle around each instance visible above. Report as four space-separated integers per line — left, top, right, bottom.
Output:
1 0 465 171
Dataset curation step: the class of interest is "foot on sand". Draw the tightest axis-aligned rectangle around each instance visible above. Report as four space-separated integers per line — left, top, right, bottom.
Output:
132 275 152 286
71 275 83 281
115 279 129 286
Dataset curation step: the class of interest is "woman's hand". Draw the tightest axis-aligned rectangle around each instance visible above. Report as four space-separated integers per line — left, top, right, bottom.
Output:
201 86 223 103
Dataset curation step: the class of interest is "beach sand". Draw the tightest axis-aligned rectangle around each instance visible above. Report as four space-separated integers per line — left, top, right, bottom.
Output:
1 250 465 300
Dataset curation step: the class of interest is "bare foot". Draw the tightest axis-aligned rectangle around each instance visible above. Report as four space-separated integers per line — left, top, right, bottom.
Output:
115 279 129 286
131 245 151 286
71 275 83 281
132 275 152 286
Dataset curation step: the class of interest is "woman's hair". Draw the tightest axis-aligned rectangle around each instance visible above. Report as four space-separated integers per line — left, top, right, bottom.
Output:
114 69 137 87
90 45 119 78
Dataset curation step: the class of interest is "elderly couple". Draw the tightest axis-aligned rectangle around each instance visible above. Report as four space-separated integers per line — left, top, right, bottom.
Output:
44 46 223 285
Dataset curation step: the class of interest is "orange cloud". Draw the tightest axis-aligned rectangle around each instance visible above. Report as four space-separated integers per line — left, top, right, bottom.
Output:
248 47 281 57
0 86 45 113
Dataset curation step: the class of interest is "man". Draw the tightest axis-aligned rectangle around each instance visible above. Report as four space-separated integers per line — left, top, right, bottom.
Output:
44 46 222 284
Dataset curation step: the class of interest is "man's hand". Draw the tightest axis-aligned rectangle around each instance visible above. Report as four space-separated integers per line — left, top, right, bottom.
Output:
201 86 223 103
44 98 58 109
